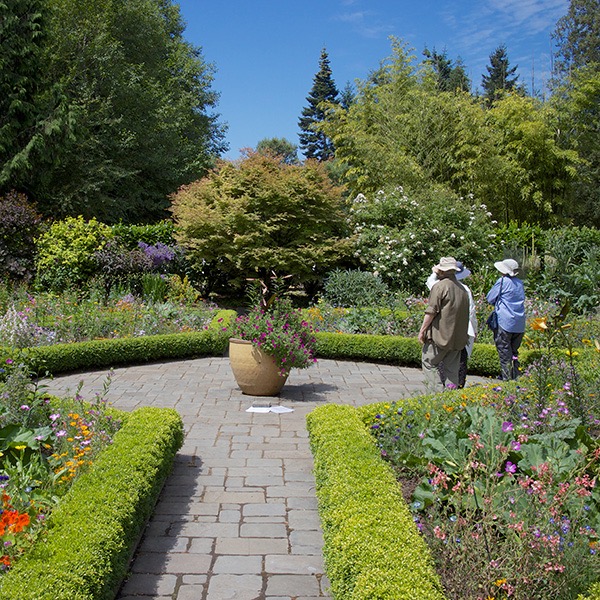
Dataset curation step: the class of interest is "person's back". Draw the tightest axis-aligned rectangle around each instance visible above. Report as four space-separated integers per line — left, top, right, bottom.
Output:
487 258 526 380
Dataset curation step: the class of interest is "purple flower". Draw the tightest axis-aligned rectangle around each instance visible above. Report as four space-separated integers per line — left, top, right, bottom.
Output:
505 461 517 474
502 421 513 432
56 430 67 437
511 440 521 451
20 405 31 411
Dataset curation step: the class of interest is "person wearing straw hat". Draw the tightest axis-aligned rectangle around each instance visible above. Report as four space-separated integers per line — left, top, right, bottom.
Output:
486 258 526 380
419 257 470 393
426 260 477 387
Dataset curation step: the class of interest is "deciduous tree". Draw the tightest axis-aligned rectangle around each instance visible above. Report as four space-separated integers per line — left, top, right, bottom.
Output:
170 152 352 296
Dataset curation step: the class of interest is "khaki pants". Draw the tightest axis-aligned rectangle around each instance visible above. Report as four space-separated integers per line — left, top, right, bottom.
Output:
422 342 461 394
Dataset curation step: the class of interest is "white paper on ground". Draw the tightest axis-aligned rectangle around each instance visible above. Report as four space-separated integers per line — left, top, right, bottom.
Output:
246 405 294 413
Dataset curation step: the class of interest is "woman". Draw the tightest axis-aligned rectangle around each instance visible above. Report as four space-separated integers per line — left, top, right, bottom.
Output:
486 258 525 380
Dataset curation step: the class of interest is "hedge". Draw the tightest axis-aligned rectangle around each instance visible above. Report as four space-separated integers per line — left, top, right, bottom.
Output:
0 406 184 600
0 310 235 377
306 403 444 600
314 331 533 376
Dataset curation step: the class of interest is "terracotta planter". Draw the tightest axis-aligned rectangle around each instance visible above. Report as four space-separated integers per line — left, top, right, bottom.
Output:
229 338 288 396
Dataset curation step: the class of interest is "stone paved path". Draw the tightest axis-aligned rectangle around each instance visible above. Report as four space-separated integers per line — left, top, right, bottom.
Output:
41 357 491 600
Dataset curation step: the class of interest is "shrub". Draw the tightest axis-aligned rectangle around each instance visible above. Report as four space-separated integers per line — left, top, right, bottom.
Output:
307 403 444 599
110 220 176 248
349 186 498 294
322 269 390 308
35 216 113 291
0 191 41 282
0 406 184 600
538 226 600 314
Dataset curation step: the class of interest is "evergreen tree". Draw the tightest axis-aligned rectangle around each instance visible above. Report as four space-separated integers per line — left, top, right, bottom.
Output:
0 0 69 193
423 48 470 92
298 48 339 161
482 44 520 104
552 0 600 80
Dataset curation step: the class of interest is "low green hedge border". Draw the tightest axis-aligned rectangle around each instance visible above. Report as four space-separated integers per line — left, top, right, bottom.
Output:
0 406 184 600
0 309 235 376
307 400 600 600
314 331 534 376
306 403 445 600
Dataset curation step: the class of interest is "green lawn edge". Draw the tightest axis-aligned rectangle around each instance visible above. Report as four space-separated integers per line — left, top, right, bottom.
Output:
0 406 184 600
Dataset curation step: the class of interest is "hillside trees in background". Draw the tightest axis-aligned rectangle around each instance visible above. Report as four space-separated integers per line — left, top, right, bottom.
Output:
321 38 580 226
298 48 339 161
170 152 353 296
1 0 226 224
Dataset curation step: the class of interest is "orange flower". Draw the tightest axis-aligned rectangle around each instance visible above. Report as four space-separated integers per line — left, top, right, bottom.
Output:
530 317 548 331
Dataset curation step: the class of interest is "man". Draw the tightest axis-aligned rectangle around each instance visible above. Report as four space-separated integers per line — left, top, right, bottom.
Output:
418 256 469 393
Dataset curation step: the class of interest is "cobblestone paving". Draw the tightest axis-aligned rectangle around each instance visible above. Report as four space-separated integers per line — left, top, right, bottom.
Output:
42 357 491 600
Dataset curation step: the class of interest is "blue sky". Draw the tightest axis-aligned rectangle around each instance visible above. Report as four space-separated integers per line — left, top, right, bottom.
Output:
177 0 569 159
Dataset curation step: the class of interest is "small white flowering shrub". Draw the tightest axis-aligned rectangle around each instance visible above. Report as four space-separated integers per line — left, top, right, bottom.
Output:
349 186 498 294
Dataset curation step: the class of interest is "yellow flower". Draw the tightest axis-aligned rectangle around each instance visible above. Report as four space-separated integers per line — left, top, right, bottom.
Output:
14 445 26 451
565 349 579 357
494 578 507 587
425 412 431 420
443 404 454 413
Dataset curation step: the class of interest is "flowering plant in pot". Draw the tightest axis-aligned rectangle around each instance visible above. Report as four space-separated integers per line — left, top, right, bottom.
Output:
229 296 317 378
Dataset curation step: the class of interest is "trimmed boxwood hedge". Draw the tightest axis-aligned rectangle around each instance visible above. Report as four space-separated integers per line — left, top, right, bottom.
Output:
314 331 532 376
307 403 445 600
0 406 184 600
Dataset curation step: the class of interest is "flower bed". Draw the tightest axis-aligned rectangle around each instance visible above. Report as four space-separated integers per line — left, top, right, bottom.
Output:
0 406 183 599
308 396 600 600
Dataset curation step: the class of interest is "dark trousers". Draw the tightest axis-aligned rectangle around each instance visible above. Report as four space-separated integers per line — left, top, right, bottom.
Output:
438 348 469 388
494 327 524 380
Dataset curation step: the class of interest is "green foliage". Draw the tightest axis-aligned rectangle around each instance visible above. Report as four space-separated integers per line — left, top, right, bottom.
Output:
484 94 580 225
552 66 600 226
0 191 41 282
24 0 225 223
110 220 175 248
539 226 600 313
322 269 390 308
34 216 112 291
0 406 184 600
322 37 581 226
481 44 520 104
348 187 497 294
171 151 352 294
298 48 339 161
256 137 299 165
552 0 600 81
306 404 444 599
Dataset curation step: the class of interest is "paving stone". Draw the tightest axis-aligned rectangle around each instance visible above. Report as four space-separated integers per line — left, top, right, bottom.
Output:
206 574 264 600
265 575 321 597
212 555 263 574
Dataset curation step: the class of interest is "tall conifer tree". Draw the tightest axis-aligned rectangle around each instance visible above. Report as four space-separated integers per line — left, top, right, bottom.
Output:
298 48 339 161
482 44 520 104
